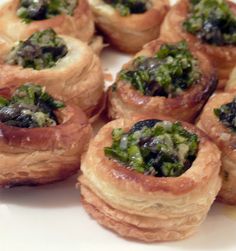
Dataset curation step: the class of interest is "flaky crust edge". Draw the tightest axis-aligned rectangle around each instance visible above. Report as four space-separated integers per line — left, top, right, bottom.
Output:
197 92 236 205
0 86 92 187
0 35 105 121
108 39 217 122
78 116 221 242
160 0 236 89
89 0 170 53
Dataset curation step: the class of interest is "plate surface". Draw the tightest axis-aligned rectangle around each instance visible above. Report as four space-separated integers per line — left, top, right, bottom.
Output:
0 1 236 250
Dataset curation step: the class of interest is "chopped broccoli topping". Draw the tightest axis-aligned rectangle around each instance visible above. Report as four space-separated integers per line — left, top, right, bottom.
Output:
214 97 236 131
104 119 199 177
183 0 236 45
0 83 64 128
104 0 148 16
7 29 68 70
17 0 77 22
119 41 200 97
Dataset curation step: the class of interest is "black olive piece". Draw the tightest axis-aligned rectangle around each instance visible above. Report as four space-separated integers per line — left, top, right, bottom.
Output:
129 119 161 133
42 45 67 58
129 1 146 14
145 81 167 97
198 20 224 45
0 106 22 122
27 0 47 20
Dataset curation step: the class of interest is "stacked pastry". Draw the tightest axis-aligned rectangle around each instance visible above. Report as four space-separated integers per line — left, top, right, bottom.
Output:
0 0 235 244
0 0 105 186
88 0 170 53
78 0 236 243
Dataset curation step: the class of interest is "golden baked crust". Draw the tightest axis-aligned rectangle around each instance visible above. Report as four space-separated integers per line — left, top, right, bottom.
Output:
108 39 217 122
225 67 236 92
0 35 105 121
0 0 94 44
78 116 222 242
89 0 170 53
197 92 236 205
160 0 236 89
0 86 92 187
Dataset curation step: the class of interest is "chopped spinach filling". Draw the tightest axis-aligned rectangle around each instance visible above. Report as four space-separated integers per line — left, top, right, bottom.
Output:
104 0 148 16
0 84 64 128
214 97 236 131
7 29 68 70
104 119 199 177
118 41 200 97
183 0 236 45
17 0 77 22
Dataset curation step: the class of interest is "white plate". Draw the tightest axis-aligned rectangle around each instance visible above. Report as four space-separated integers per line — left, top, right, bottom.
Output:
0 1 236 251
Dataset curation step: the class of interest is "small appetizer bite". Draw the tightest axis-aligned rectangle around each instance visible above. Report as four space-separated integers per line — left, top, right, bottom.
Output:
198 92 236 205
0 29 105 121
108 40 216 122
79 117 221 242
0 83 92 187
89 0 170 53
0 0 94 44
160 0 236 89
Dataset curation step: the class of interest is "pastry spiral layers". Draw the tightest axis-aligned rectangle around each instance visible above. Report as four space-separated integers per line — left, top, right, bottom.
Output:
108 39 216 122
79 116 221 242
160 0 236 89
197 92 236 205
0 86 92 187
0 0 94 43
88 0 169 53
0 35 105 121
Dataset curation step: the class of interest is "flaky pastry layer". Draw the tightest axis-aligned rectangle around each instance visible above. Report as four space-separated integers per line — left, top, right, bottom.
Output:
0 87 92 187
78 116 221 242
160 0 236 89
0 0 94 44
0 35 105 121
89 0 169 53
197 92 236 205
108 39 216 122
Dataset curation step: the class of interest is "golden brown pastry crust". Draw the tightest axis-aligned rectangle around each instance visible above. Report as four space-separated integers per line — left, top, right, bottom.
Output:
0 86 92 187
225 66 236 92
89 0 170 53
0 35 105 121
197 92 236 205
108 39 217 122
0 0 94 44
79 116 221 242
160 0 236 89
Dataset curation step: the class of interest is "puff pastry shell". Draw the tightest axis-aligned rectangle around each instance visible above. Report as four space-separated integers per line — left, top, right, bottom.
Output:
89 0 169 53
0 0 94 44
160 0 236 89
0 86 92 187
197 92 236 205
108 39 217 122
0 35 105 121
79 116 221 242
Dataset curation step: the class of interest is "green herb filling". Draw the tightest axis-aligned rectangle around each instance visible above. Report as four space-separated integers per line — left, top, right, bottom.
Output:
0 83 64 128
7 29 68 70
104 119 199 177
17 0 77 22
183 0 236 45
118 41 200 97
104 0 148 16
214 97 236 131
